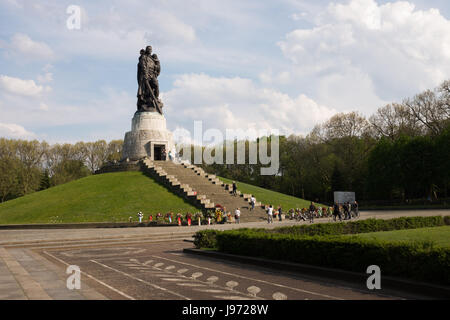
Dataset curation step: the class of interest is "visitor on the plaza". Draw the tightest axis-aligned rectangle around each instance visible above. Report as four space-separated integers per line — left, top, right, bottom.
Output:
168 150 173 161
267 205 273 223
308 202 316 223
343 202 350 220
232 181 237 196
278 205 283 221
235 208 241 224
250 195 256 211
332 202 341 221
352 201 359 218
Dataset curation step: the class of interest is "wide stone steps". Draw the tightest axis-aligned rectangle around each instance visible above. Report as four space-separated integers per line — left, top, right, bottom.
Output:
148 161 267 221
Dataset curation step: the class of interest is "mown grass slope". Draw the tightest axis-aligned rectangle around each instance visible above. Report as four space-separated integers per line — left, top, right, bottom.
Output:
219 177 323 210
0 171 198 224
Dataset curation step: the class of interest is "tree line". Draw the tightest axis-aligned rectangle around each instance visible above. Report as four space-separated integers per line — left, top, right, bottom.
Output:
199 80 450 204
0 139 123 202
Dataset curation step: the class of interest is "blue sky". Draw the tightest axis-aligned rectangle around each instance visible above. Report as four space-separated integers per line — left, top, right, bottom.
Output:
1 0 449 143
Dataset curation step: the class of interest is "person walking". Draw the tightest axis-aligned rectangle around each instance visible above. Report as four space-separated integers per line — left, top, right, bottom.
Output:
278 205 283 221
234 208 241 224
232 181 237 196
352 201 359 218
332 202 341 221
250 195 256 211
308 202 316 223
343 202 350 220
267 205 273 224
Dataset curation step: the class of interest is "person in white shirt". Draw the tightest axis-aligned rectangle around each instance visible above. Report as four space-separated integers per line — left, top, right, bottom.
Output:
234 208 241 224
250 196 255 211
267 205 273 223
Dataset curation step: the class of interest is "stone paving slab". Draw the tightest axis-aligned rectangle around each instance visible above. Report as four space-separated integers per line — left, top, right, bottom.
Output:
0 247 108 300
0 247 51 300
26 248 107 300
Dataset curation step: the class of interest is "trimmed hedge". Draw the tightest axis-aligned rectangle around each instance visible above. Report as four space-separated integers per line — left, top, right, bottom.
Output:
270 216 450 236
193 216 450 249
193 229 221 248
215 230 450 285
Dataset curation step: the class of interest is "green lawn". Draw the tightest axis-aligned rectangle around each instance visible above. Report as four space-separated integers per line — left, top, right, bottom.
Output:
219 177 324 210
0 171 197 224
348 226 450 248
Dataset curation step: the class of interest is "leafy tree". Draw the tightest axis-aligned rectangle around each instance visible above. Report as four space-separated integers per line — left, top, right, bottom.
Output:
0 157 20 202
39 169 51 191
51 160 91 186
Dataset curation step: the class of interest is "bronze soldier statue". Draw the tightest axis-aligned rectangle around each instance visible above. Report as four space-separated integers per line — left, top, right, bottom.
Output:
137 45 163 114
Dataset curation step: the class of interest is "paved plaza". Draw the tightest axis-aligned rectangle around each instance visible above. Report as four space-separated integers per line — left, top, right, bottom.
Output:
0 210 448 300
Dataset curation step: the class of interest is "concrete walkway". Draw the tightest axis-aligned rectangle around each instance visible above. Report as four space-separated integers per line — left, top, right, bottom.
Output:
0 209 448 246
0 209 448 300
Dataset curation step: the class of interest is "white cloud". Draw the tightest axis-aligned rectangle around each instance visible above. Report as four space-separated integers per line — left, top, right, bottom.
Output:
38 102 49 111
0 123 36 139
278 0 450 112
145 9 196 44
0 75 51 97
37 72 53 83
163 73 337 137
9 33 55 60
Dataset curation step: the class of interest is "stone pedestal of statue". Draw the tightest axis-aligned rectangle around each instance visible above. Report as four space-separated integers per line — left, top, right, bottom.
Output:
121 111 174 161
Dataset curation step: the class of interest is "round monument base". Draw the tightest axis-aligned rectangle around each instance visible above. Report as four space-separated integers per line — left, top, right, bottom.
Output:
121 111 173 161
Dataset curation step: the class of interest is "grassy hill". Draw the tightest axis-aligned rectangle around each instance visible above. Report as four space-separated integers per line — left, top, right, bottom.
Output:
0 171 198 224
0 171 319 225
219 177 323 210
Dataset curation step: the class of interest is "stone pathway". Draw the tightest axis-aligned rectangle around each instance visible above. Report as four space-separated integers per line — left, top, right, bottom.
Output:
0 209 448 300
0 209 448 246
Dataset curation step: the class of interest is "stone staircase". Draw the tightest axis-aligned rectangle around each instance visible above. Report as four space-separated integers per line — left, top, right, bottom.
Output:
140 159 267 222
